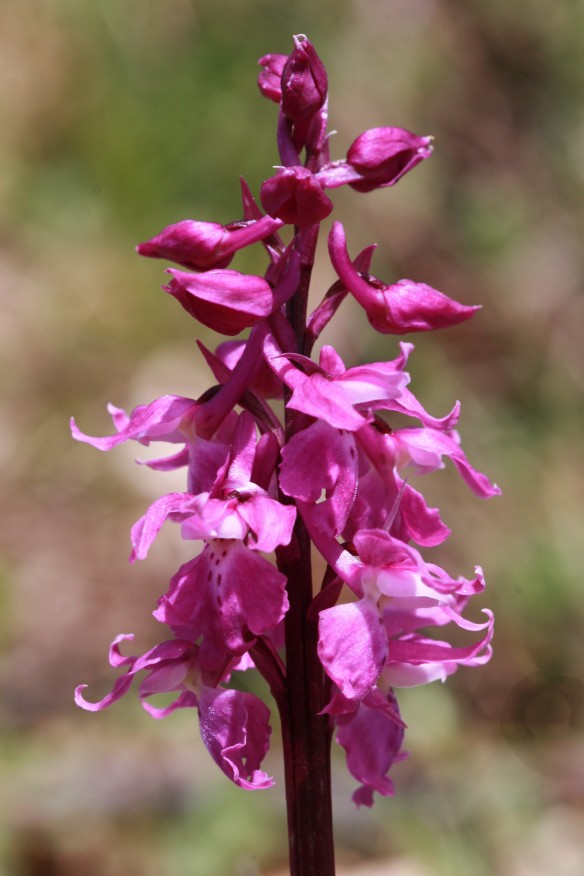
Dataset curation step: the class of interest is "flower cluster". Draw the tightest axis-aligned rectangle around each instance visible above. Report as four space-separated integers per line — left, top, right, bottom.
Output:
73 35 499 806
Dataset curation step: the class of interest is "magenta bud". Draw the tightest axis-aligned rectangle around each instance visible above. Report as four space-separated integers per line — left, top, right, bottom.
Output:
137 215 284 272
257 53 287 103
164 268 274 336
347 127 433 192
137 220 232 270
280 35 328 122
260 166 333 227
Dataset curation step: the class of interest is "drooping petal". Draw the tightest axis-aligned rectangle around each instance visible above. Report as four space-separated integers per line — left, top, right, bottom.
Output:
197 686 274 789
354 423 451 546
399 482 452 546
137 446 190 472
336 691 406 807
383 610 494 687
373 389 461 431
318 599 388 702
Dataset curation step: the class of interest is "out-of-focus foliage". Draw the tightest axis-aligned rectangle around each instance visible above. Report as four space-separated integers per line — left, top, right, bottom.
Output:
1 1 583 874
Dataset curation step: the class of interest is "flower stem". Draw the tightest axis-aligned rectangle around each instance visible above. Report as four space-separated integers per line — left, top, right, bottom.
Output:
275 221 336 875
277 521 336 876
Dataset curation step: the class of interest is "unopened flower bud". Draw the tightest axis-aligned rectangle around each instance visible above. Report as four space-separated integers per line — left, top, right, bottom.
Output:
137 220 233 270
260 166 333 226
137 215 284 271
280 35 328 121
346 127 433 192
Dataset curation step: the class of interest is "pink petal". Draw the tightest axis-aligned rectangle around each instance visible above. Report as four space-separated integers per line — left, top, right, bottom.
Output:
71 395 197 451
197 687 274 789
130 492 192 562
395 428 501 498
336 692 405 807
75 637 197 712
154 542 289 669
257 53 287 103
280 421 358 536
236 492 297 552
318 599 387 702
137 220 232 270
399 482 451 546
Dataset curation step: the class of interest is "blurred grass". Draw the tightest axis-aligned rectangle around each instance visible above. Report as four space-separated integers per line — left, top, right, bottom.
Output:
1 1 584 874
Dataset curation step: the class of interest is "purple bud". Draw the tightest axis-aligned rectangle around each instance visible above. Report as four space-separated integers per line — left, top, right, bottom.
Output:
137 215 284 272
280 35 328 122
137 220 232 270
347 127 433 192
260 166 333 227
257 53 287 103
164 268 274 336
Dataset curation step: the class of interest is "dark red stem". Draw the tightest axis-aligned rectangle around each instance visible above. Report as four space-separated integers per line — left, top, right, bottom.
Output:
274 222 336 876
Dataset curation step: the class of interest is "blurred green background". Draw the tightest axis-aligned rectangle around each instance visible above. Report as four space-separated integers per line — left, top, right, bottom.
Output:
1 1 583 874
